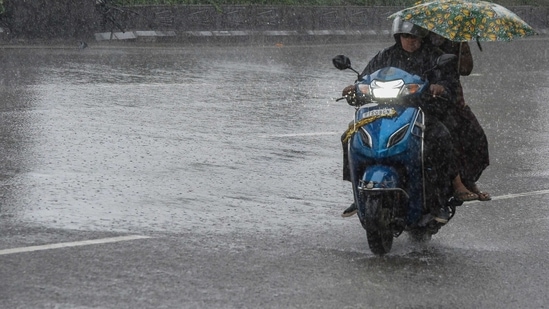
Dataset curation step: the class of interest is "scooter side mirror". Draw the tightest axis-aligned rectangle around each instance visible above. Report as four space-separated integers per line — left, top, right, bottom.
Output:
422 53 458 80
435 53 457 68
332 55 352 70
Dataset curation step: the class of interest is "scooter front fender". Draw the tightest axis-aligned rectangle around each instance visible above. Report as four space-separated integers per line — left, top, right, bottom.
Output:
356 165 406 196
352 165 411 226
353 164 425 224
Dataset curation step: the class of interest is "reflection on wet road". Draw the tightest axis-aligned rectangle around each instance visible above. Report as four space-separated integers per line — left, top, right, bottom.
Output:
0 44 358 233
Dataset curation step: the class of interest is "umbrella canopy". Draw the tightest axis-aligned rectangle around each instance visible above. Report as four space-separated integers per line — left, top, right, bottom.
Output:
388 0 538 42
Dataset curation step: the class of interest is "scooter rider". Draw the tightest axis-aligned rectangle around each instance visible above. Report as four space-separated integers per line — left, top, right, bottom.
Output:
340 17 461 223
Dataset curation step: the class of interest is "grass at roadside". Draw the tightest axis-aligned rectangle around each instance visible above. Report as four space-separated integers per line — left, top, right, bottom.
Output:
114 0 548 6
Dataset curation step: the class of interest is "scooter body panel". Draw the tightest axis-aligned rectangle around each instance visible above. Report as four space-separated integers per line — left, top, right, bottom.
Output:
349 104 425 224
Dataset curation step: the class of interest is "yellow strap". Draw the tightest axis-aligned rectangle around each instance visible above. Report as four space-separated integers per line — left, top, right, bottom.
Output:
342 110 397 143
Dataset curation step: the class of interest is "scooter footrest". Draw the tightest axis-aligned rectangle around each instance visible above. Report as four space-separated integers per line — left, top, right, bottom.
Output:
447 197 464 207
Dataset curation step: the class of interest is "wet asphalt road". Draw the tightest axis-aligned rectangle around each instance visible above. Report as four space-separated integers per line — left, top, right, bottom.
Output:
1 37 549 308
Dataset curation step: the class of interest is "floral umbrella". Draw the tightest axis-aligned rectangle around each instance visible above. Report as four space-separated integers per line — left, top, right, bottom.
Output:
388 0 538 42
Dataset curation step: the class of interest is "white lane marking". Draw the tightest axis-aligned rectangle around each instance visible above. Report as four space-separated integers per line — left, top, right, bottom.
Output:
466 189 549 204
0 235 151 256
261 132 339 138
490 189 549 201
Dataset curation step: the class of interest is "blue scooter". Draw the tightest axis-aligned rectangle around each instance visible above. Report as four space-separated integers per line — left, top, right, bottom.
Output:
333 54 462 255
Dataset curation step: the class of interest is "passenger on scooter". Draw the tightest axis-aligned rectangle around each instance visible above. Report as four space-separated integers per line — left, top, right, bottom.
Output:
428 32 491 201
340 17 471 223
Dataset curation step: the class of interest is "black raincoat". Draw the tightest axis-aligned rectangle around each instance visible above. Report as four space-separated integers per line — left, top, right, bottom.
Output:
360 40 458 120
433 40 490 188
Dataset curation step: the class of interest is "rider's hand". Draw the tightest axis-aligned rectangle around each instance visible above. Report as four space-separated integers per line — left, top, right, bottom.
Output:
342 85 357 105
430 84 446 97
342 85 355 97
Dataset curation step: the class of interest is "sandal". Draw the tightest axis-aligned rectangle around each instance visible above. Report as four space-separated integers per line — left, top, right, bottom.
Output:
468 184 492 201
454 191 479 201
468 190 492 202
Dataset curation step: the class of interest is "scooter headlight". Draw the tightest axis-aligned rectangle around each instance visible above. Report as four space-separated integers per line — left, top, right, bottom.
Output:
370 79 421 99
370 79 404 99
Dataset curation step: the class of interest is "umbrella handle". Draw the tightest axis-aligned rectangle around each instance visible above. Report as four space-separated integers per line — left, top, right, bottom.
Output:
458 43 462 74
476 36 483 52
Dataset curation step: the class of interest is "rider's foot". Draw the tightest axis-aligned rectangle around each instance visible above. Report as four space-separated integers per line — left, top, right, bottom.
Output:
454 190 479 202
453 175 479 202
341 202 357 217
433 207 449 224
467 183 492 201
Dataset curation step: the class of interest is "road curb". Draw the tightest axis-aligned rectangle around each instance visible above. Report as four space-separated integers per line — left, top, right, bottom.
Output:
94 28 548 44
94 29 394 41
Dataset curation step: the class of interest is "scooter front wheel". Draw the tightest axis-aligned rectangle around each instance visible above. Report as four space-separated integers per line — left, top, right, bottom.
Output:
361 195 393 255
